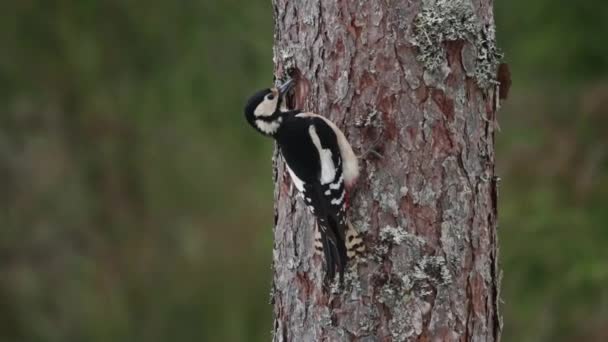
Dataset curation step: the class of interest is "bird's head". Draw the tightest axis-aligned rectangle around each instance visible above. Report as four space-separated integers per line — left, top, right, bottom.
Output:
244 79 294 136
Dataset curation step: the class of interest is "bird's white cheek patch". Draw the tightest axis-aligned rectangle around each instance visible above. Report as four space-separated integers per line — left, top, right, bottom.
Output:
254 97 278 117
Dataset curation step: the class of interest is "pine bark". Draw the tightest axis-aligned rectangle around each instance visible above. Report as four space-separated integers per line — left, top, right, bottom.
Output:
270 0 503 341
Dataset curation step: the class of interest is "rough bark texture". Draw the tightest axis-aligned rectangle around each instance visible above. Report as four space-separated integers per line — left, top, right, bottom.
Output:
270 0 503 341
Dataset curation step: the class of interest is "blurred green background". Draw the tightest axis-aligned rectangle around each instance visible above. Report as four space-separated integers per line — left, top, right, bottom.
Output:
1 1 606 341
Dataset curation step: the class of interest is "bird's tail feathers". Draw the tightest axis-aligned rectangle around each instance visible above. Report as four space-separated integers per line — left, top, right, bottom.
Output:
315 224 347 284
319 231 336 282
315 219 365 284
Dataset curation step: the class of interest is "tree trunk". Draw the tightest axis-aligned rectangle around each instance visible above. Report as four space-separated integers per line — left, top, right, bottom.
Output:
270 0 504 341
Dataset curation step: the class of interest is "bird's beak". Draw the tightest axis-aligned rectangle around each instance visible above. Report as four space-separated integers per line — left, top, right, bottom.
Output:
278 78 294 96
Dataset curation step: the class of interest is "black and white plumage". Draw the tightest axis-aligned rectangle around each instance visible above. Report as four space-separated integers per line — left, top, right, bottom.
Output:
244 79 365 283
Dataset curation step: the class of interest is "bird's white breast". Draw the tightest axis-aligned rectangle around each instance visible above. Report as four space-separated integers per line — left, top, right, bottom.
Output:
255 118 282 135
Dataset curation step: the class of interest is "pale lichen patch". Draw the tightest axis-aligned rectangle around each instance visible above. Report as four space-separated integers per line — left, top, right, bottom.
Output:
474 23 503 89
374 226 426 265
411 0 503 90
400 274 414 292
372 244 389 262
379 225 409 245
278 48 297 72
344 264 364 299
330 279 343 294
388 296 430 341
379 192 399 217
318 306 333 327
413 255 452 286
378 281 398 306
353 219 371 234
411 0 477 70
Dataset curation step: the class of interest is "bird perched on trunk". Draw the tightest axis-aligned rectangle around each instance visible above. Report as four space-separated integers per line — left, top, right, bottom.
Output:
244 78 365 284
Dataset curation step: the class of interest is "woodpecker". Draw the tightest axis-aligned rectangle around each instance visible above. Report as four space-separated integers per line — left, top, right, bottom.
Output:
244 79 365 283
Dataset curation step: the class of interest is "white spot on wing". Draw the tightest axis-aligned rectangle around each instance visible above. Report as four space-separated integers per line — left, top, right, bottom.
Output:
308 124 336 185
329 173 343 190
296 113 359 186
331 190 345 205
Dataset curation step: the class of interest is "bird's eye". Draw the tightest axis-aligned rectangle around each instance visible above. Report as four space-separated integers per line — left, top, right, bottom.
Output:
266 94 275 100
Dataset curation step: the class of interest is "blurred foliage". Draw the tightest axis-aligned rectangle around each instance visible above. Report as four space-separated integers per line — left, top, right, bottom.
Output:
495 2 608 341
1 1 275 341
0 1 606 341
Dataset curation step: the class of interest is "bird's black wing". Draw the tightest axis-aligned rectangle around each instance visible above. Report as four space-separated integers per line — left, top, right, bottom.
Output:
277 115 349 283
304 118 349 283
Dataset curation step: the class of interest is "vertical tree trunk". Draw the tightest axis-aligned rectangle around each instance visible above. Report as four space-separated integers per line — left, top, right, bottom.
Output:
271 0 504 341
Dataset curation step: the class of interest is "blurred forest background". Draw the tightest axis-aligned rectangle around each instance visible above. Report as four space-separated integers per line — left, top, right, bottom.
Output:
1 1 607 341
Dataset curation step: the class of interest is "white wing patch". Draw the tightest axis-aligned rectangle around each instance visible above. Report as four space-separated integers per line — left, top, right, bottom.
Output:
308 125 336 185
286 164 305 192
296 113 359 186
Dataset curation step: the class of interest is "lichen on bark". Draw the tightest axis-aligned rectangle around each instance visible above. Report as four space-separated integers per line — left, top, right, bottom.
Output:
411 0 503 90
